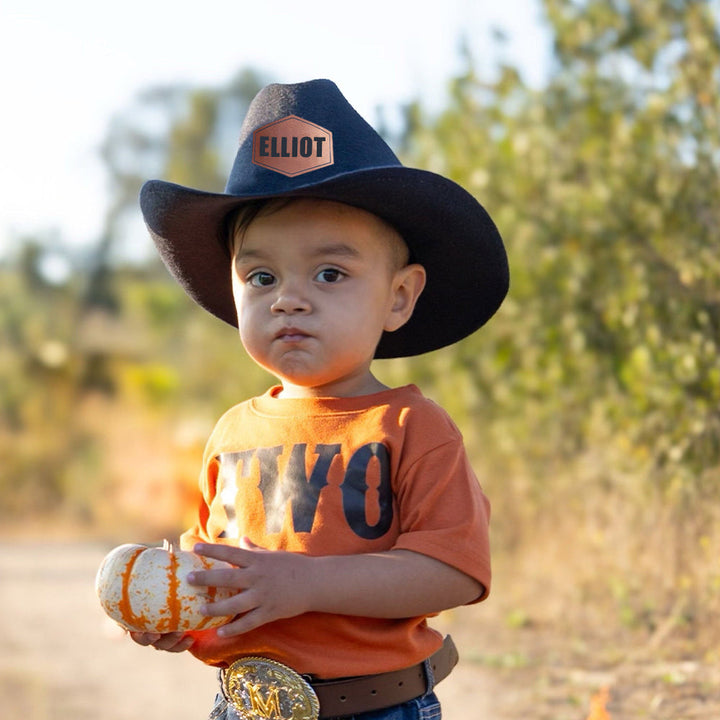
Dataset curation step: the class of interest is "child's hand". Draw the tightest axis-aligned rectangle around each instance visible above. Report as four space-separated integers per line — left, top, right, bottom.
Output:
189 539 312 637
128 631 194 653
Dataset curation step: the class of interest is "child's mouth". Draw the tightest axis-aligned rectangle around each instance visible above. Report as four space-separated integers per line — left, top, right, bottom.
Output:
276 327 310 342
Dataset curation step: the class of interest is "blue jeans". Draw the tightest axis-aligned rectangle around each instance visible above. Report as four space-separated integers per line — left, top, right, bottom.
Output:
208 691 442 720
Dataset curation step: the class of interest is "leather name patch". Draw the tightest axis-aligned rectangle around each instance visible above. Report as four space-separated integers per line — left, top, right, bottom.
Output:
252 115 334 177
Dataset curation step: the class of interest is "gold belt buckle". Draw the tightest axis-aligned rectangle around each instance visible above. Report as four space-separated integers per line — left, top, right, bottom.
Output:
223 657 320 720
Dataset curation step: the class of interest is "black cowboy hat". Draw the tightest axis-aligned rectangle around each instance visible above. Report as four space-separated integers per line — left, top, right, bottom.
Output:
140 79 508 358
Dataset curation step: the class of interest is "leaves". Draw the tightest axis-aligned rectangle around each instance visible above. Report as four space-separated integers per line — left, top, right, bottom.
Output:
398 0 720 506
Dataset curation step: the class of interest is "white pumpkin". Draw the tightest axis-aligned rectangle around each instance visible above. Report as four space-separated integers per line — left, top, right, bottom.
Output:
95 540 235 633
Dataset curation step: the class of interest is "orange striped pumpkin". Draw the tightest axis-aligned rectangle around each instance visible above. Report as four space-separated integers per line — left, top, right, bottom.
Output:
95 541 235 632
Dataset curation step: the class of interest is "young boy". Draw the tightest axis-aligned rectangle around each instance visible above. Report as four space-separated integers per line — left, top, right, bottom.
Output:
133 79 508 720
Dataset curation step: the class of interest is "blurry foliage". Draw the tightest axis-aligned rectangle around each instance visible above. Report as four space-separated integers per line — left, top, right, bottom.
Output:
402 0 720 498
0 68 272 530
100 68 269 241
1 1 719 645
391 0 720 641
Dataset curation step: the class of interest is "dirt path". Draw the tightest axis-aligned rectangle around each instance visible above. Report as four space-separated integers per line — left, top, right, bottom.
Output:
0 539 499 720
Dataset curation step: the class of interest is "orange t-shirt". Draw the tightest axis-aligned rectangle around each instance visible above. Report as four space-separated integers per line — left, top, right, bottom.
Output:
180 384 490 678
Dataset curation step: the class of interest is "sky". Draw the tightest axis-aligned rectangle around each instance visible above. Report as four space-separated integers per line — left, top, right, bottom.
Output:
0 0 550 262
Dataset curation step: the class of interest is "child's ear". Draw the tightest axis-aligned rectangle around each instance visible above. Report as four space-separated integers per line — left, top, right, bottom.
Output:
384 264 427 333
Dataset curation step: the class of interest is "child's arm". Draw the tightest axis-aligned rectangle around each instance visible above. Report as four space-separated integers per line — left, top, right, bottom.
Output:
189 540 482 638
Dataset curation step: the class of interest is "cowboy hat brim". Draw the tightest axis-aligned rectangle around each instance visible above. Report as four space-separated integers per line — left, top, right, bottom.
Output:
140 164 508 359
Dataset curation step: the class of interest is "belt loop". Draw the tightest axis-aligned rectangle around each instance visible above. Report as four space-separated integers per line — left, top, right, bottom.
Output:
422 657 436 696
218 669 229 701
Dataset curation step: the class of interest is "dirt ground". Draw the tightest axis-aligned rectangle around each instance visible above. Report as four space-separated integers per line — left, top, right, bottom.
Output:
1 538 718 720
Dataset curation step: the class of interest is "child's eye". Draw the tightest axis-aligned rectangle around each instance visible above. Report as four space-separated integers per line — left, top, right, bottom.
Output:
247 271 275 288
315 268 344 283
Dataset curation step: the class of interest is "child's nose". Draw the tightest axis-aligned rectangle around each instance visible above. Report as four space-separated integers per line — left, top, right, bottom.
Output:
270 285 311 314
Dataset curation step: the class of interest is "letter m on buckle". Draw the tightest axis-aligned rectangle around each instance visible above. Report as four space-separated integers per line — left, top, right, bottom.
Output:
247 682 283 720
252 115 334 177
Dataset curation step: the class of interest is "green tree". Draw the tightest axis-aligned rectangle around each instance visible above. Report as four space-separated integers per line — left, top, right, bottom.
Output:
392 2 720 634
404 0 719 491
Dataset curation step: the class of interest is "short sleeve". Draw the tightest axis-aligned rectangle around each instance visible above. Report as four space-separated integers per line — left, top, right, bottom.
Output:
392 435 491 601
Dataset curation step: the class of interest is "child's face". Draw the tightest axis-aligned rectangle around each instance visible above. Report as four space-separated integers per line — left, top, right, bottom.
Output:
230 199 425 398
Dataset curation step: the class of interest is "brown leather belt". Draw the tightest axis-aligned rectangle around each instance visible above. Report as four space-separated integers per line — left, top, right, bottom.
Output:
221 635 458 719
309 635 458 718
